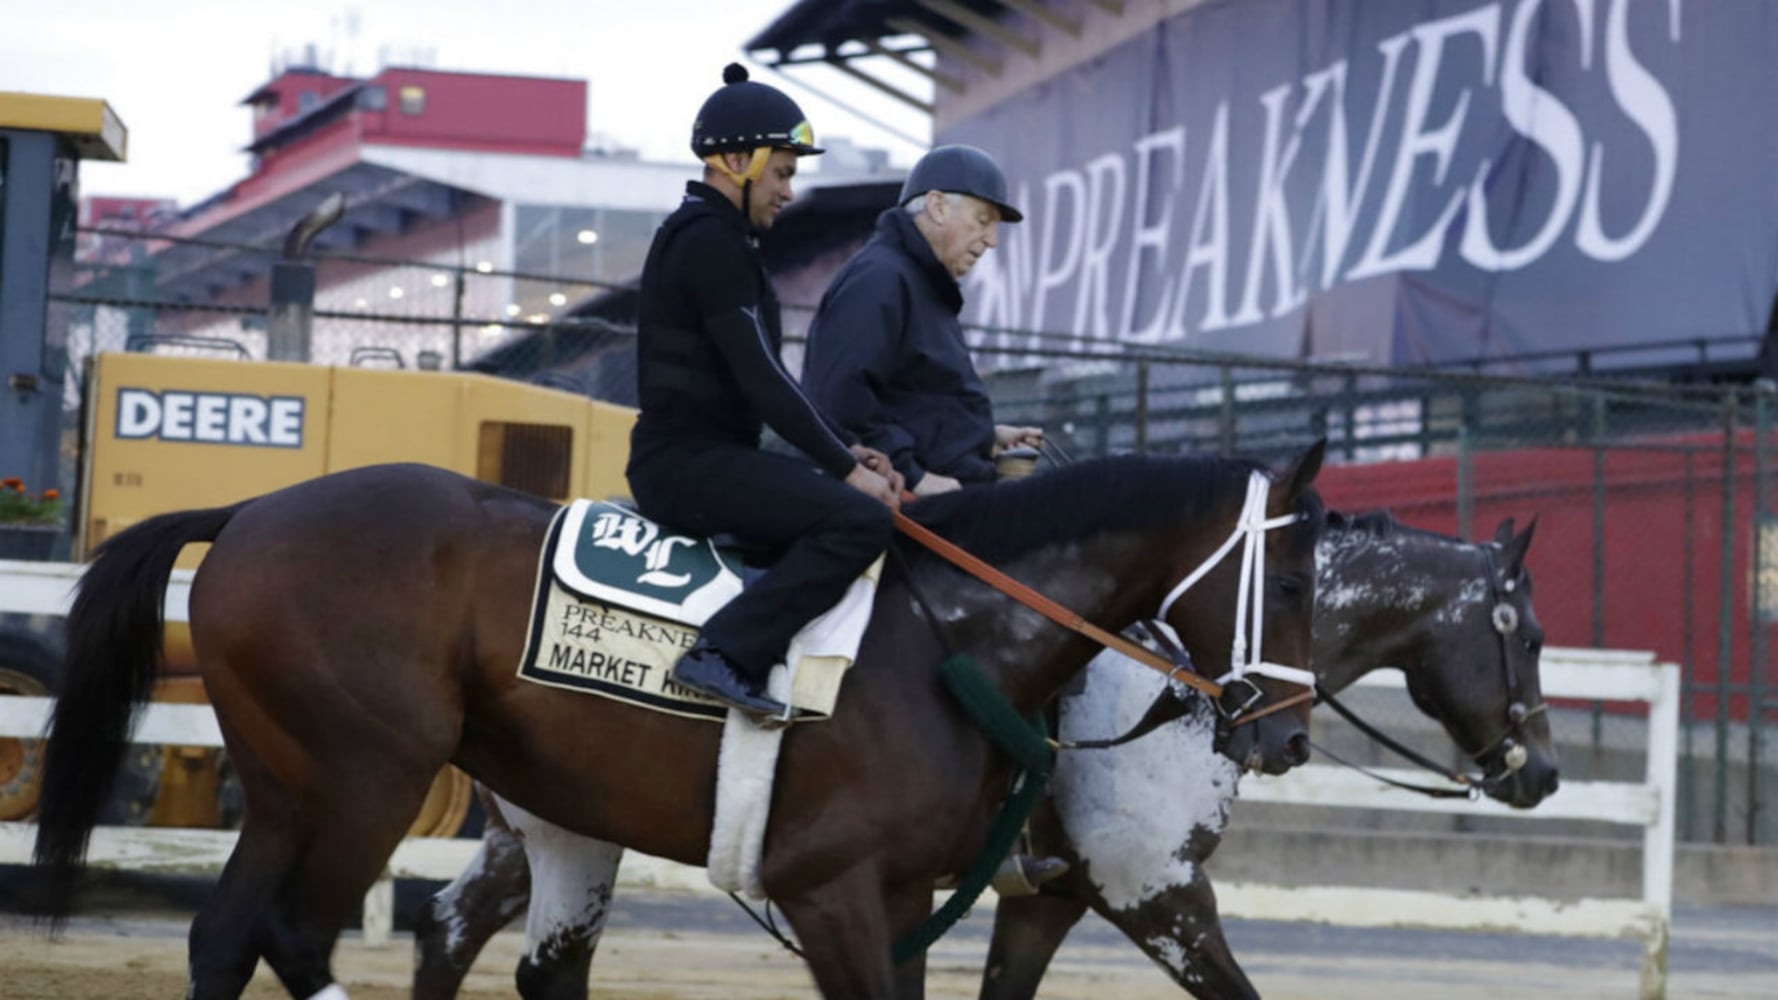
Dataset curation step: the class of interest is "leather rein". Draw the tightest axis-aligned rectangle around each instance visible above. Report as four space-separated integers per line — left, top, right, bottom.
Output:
891 471 1316 729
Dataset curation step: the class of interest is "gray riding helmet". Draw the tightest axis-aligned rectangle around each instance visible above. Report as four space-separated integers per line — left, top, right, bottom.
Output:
899 145 1023 223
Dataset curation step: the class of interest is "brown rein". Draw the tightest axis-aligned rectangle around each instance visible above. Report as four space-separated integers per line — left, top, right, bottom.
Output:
890 508 1314 726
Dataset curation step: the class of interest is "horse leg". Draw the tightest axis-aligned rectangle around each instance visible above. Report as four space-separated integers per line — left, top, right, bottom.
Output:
187 819 299 1000
413 795 532 999
504 799 626 1000
774 863 904 999
978 889 1090 1000
255 771 440 999
886 883 933 1000
1092 871 1258 1000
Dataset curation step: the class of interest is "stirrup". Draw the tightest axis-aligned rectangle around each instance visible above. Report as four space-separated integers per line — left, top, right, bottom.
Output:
989 852 1070 897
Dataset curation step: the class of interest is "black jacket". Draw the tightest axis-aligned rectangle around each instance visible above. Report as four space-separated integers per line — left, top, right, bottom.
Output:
630 182 856 479
803 209 996 487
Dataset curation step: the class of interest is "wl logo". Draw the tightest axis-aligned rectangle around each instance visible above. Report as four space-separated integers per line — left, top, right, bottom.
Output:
589 510 696 588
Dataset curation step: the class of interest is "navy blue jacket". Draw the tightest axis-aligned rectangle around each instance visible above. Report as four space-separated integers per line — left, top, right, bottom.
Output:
803 209 996 487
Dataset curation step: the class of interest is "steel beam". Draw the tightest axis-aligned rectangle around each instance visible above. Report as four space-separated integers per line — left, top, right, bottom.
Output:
886 17 1004 76
992 0 1082 37
823 57 935 114
862 38 967 94
915 0 1041 59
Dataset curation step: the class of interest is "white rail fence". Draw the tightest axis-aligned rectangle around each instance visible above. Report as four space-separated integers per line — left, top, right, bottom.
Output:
1231 648 1678 1000
2 560 1676 997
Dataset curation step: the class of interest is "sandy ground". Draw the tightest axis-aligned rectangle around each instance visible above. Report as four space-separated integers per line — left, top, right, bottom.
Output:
2 888 1774 998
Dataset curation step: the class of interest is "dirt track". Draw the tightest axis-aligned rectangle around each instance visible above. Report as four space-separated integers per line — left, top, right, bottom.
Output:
0 917 1697 1000
1 914 1181 1000
4 893 1773 999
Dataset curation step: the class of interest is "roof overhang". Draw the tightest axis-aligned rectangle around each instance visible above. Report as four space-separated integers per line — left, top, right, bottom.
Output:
245 83 364 155
149 162 471 301
744 0 1095 112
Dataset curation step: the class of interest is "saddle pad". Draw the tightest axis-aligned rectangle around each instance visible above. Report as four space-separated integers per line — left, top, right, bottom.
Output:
517 501 882 724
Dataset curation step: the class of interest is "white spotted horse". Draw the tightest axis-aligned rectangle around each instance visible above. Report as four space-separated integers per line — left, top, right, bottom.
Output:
411 511 1552 999
33 445 1325 1000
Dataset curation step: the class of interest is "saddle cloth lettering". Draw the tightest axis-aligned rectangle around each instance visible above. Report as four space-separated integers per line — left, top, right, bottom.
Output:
517 499 879 723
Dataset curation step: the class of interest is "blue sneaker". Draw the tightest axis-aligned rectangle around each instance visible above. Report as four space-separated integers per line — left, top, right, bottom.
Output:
672 642 787 718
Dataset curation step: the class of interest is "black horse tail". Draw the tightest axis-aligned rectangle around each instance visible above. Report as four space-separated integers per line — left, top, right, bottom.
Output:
31 502 244 923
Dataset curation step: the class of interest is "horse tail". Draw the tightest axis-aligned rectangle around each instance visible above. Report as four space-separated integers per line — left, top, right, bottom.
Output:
31 502 244 922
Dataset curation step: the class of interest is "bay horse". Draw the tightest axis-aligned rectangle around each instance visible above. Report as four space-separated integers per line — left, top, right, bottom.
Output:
409 512 1553 1000
33 445 1325 1000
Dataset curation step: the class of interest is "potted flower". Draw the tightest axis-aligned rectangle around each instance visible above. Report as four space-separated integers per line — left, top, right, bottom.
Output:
0 478 64 560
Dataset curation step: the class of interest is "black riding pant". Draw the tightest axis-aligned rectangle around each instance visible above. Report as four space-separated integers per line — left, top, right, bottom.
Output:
628 444 893 682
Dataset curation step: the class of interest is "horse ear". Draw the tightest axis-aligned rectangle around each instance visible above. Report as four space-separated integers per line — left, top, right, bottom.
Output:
1500 515 1538 577
1273 438 1326 507
1492 517 1516 545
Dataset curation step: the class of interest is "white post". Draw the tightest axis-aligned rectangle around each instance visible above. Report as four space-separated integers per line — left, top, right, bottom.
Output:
1638 662 1680 1000
361 876 395 948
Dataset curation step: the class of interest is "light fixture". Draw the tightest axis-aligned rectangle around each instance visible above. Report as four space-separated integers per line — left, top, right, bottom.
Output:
475 261 494 273
480 324 504 338
576 229 598 245
548 292 567 307
505 303 522 317
430 273 450 288
388 287 405 300
527 313 549 323
354 297 368 309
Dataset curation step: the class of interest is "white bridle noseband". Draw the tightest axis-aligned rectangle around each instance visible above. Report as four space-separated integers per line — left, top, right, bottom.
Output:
1156 471 1317 692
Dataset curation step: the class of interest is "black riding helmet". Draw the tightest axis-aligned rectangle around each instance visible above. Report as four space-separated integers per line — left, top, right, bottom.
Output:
692 63 822 182
899 145 1023 223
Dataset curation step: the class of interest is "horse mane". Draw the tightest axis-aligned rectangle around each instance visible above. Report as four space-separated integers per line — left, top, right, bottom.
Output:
905 453 1310 563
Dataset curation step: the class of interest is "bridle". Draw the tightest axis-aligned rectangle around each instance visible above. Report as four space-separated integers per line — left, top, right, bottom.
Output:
1155 471 1316 725
1466 544 1546 778
1313 539 1547 798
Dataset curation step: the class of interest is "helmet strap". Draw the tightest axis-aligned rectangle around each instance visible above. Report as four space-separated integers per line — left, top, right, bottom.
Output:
702 148 772 186
703 149 772 233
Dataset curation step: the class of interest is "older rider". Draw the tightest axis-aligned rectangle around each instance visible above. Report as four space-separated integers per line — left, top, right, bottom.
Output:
803 145 1063 895
803 144 1042 497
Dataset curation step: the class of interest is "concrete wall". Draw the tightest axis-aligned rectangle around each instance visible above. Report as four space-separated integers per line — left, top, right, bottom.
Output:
1214 694 1778 907
1212 823 1778 908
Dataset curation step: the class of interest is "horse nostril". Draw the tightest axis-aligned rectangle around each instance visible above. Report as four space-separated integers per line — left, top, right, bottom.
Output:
1284 732 1310 766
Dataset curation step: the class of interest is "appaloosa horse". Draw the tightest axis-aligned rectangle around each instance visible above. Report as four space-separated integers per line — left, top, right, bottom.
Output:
410 512 1552 1000
34 446 1325 1000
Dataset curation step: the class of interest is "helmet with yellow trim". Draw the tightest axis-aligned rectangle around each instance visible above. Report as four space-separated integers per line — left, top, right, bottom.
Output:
692 63 822 185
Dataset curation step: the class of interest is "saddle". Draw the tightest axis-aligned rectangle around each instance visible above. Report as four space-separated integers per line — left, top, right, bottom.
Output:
516 499 878 723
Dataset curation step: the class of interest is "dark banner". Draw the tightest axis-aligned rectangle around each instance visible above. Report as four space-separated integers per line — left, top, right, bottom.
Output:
941 0 1778 367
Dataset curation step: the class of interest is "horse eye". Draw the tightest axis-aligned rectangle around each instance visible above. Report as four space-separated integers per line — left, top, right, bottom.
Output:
1274 577 1304 598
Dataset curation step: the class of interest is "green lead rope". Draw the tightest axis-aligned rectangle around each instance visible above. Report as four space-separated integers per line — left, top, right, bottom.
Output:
892 654 1054 965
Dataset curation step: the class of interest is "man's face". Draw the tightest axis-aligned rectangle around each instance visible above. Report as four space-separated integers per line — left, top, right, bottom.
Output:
746 149 799 230
925 193 1001 278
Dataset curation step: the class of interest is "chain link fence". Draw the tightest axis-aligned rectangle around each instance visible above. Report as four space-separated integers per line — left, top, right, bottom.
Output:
970 343 1777 847
54 230 1778 846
